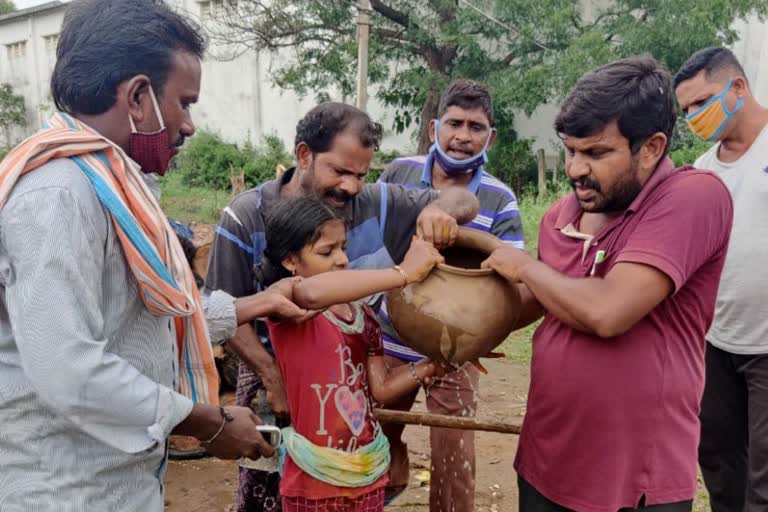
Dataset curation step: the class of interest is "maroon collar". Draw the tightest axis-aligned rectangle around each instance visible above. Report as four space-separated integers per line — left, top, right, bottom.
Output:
554 156 676 230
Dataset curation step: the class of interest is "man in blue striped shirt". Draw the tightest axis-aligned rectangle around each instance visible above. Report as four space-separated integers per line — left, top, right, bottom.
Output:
377 80 525 512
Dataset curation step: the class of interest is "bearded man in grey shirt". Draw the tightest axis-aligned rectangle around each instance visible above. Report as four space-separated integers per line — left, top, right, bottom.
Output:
0 1 294 510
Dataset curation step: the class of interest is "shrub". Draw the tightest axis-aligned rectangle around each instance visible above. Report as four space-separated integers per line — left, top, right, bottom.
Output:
366 148 403 183
670 143 712 167
486 136 538 198
669 117 712 167
174 131 293 190
485 108 539 197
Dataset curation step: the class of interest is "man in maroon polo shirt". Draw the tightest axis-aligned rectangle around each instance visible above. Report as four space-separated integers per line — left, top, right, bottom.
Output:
482 57 733 511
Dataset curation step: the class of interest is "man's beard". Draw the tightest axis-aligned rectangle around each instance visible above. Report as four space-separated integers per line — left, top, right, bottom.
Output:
571 161 643 214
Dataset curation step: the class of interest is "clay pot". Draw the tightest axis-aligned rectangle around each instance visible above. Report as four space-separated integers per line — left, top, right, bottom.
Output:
386 228 522 364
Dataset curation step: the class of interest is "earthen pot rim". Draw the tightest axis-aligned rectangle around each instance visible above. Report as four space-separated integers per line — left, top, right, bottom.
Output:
433 227 502 277
435 263 494 277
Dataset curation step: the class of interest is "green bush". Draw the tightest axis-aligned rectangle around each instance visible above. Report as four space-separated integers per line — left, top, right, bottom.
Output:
670 143 712 167
669 118 712 167
485 109 539 196
173 131 293 190
366 148 403 183
486 137 538 197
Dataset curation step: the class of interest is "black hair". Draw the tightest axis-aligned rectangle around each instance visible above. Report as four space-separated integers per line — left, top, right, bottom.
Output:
555 56 676 154
673 47 747 89
259 197 345 286
52 0 206 115
294 102 383 154
437 79 495 126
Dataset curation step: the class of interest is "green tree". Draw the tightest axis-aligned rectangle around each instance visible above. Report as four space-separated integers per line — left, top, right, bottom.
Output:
0 83 26 148
212 0 767 155
0 1 15 15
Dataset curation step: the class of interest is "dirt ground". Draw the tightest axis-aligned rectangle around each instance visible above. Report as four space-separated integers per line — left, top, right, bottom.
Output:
164 359 530 512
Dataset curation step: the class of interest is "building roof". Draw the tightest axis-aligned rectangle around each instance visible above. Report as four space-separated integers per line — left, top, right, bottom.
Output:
0 1 66 25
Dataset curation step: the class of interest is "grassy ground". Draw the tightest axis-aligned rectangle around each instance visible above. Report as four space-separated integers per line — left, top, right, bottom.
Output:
160 171 231 224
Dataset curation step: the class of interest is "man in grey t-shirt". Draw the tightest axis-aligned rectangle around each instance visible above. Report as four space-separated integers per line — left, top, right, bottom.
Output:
676 47 768 512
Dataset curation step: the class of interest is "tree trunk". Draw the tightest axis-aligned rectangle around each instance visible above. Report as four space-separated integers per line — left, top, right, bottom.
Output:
537 148 547 197
417 86 441 154
355 0 371 111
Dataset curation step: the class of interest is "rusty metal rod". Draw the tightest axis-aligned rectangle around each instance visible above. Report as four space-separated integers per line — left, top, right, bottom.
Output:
374 408 521 435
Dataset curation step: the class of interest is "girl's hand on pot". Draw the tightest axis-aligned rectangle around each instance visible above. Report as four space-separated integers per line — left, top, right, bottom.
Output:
400 237 444 283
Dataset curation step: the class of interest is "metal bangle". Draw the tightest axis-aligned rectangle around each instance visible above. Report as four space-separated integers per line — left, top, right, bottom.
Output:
393 265 409 287
201 406 233 447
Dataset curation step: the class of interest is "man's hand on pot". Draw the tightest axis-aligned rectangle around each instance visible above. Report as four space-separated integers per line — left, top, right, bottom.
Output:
416 205 459 249
481 246 536 283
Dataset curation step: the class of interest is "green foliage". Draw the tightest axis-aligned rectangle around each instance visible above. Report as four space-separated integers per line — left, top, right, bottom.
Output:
160 170 231 224
212 0 768 153
373 148 403 168
367 148 404 183
0 1 15 15
0 82 26 147
670 140 712 167
486 107 538 194
669 117 713 166
173 131 293 190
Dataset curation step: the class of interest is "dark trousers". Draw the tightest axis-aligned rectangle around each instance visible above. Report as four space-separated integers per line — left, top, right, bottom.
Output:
518 477 692 512
699 342 768 512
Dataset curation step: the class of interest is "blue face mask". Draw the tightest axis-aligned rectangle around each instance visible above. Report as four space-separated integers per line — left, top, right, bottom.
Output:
429 120 492 176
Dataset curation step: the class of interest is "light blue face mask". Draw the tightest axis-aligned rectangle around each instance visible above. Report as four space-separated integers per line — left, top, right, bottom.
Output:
429 120 492 176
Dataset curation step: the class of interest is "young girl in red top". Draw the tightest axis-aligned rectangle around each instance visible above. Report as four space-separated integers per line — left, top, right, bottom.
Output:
260 197 445 512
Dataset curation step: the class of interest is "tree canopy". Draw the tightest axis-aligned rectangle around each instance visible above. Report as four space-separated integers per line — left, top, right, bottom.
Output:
210 0 768 164
0 82 26 148
0 1 16 15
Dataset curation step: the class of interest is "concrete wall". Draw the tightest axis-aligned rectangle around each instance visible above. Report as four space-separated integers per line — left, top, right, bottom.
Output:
0 3 64 143
731 15 768 104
